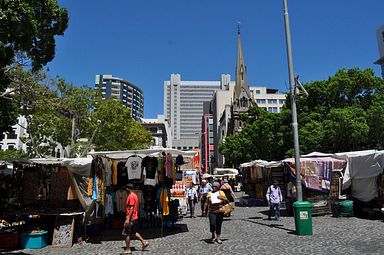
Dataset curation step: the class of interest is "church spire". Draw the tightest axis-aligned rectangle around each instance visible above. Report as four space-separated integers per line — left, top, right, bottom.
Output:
234 23 251 101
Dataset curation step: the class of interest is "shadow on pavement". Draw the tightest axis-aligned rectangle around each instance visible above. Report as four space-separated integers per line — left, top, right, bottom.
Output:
0 252 32 255
242 219 295 234
87 224 189 244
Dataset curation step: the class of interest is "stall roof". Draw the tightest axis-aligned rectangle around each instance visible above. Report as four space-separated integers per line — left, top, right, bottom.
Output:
88 148 197 159
214 168 239 175
334 150 384 202
240 160 283 168
301 152 333 158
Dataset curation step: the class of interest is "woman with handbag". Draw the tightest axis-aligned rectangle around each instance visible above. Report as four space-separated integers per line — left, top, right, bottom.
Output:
203 182 228 244
220 179 237 216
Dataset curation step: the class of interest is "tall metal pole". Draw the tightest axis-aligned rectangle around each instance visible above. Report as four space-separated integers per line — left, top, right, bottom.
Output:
283 0 303 201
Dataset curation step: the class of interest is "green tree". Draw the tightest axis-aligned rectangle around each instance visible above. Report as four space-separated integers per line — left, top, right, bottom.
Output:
0 0 68 134
0 149 28 159
220 68 384 165
91 99 152 151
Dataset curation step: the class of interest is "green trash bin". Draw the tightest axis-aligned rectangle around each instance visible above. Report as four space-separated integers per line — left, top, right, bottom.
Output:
293 201 313 236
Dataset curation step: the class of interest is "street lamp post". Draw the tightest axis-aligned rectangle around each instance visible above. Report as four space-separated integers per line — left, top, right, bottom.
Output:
283 0 303 201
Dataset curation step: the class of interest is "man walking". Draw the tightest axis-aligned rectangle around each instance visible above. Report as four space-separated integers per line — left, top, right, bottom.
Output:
123 184 149 254
266 179 283 221
199 180 212 217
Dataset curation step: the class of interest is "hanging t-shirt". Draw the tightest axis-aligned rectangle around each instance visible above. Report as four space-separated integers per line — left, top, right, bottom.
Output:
125 155 143 180
142 157 158 186
115 189 128 212
105 193 114 215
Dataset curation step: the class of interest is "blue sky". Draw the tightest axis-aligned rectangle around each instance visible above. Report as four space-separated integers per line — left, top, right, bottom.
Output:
49 0 384 118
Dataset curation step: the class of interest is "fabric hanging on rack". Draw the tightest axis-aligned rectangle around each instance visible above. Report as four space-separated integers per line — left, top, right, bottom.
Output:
142 157 158 186
125 155 143 180
157 186 170 216
115 188 128 212
117 161 128 187
105 192 114 216
158 156 165 183
103 158 112 187
165 153 172 177
112 160 118 185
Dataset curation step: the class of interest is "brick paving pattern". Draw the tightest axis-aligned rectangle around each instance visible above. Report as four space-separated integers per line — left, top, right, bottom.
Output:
2 201 384 255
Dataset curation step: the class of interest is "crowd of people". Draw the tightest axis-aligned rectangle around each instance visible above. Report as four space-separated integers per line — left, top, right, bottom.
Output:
122 177 283 252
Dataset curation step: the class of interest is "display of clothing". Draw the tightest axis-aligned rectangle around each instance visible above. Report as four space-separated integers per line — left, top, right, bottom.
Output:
117 161 128 187
115 189 128 213
103 158 112 187
105 193 114 215
157 186 170 216
125 155 143 180
112 160 118 185
165 153 172 177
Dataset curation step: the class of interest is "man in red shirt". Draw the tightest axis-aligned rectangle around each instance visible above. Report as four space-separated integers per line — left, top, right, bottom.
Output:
123 183 149 254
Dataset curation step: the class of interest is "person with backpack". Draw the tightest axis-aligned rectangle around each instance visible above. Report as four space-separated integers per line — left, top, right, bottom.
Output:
266 179 283 221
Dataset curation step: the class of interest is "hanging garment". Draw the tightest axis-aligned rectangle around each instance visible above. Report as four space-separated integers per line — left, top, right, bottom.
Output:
103 158 112 187
115 189 128 213
112 160 118 185
157 186 170 216
158 156 165 183
117 161 128 187
165 153 172 177
125 155 143 180
105 193 114 216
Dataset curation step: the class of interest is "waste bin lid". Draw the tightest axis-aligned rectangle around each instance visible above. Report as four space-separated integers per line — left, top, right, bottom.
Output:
293 201 313 208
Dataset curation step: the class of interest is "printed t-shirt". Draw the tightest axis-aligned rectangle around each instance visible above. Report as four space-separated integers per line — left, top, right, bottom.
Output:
126 192 139 221
125 156 143 180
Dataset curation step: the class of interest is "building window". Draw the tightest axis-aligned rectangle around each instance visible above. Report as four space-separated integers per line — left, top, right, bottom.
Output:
255 90 261 94
7 144 15 150
256 99 266 104
267 99 277 104
279 99 286 104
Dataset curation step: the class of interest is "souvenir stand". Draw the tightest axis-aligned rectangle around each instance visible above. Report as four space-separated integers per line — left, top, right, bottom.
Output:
239 160 286 207
283 154 347 215
87 148 197 237
0 158 85 250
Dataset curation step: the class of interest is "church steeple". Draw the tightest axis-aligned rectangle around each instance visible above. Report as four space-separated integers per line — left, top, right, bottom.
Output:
234 24 251 101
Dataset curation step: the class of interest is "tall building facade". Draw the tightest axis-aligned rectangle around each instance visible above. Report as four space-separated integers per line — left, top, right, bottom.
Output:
140 115 172 148
250 87 286 113
163 74 230 150
95 75 144 120
374 25 384 78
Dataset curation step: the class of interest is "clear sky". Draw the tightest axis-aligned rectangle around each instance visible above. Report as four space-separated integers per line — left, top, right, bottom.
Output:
49 0 384 118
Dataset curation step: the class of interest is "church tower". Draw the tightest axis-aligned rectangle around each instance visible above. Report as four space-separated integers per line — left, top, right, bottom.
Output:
228 25 254 135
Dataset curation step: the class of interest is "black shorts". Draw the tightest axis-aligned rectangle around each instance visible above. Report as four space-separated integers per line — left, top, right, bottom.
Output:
122 220 138 236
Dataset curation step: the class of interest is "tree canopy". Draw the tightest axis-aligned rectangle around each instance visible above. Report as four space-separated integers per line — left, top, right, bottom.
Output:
220 68 384 167
0 0 68 134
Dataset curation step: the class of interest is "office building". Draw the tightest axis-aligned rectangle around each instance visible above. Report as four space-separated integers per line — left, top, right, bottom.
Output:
163 73 230 150
95 75 144 120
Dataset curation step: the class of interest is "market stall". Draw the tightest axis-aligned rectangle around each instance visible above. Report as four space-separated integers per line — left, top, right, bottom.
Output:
239 160 285 207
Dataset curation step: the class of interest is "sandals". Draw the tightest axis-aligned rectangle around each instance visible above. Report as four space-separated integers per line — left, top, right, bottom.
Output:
216 239 223 244
142 241 149 251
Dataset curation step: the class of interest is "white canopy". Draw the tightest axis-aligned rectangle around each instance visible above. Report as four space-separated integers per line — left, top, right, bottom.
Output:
240 160 283 168
213 168 239 175
88 148 197 160
301 152 333 158
334 150 384 202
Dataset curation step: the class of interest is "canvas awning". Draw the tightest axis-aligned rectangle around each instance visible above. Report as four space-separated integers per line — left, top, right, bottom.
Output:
88 148 197 160
213 168 239 175
334 150 384 202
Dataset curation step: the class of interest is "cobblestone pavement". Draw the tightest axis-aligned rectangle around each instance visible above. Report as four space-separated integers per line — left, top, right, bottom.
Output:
2 202 384 255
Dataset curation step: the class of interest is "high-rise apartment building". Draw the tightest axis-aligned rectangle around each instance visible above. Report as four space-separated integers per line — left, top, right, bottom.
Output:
163 74 230 150
95 75 144 120
374 25 384 78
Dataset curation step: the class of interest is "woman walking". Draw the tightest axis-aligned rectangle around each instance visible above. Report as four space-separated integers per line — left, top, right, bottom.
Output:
203 182 228 244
